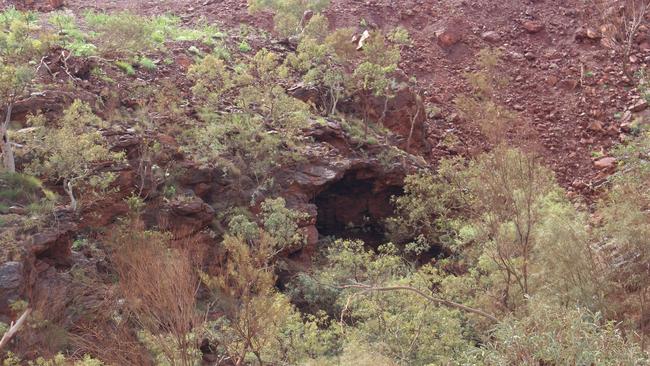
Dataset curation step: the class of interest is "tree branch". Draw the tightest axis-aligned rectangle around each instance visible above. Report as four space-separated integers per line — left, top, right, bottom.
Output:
339 283 499 323
0 309 31 350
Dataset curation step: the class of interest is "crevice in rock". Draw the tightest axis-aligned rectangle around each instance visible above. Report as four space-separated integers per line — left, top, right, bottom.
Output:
314 170 402 247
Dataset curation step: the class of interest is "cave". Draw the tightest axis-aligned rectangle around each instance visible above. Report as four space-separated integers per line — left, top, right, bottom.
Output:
314 171 403 246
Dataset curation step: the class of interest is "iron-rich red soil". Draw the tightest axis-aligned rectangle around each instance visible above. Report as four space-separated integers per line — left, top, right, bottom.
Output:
4 0 649 197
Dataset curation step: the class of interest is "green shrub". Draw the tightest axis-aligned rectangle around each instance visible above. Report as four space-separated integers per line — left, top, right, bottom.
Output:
248 0 330 37
0 172 56 214
115 60 135 75
27 100 124 212
137 56 156 71
48 11 97 56
84 11 227 56
238 40 252 52
188 54 233 108
483 298 648 365
1 7 49 173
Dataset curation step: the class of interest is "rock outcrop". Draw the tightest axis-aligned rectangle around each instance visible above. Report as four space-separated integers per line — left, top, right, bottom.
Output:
274 119 423 255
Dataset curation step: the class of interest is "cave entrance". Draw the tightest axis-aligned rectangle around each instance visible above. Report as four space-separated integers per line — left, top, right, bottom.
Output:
314 171 402 246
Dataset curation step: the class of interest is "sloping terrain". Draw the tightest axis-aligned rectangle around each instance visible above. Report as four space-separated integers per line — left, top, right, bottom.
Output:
0 0 649 365
49 0 650 194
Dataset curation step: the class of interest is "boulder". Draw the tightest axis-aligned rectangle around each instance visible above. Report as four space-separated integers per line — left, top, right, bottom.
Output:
594 157 617 169
437 28 462 47
587 121 605 132
522 20 545 34
575 27 602 41
558 79 579 91
481 31 501 43
26 219 76 265
524 52 536 61
640 40 650 52
630 100 648 113
155 197 215 236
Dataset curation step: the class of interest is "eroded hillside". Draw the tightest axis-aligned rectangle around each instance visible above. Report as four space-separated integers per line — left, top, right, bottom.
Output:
0 0 649 365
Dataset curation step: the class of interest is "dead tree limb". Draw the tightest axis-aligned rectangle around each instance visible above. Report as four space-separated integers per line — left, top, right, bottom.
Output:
0 308 31 350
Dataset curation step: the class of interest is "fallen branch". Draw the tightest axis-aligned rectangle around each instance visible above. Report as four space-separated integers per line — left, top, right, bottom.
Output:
340 283 499 323
61 50 81 82
0 308 32 350
339 288 371 334
35 55 53 76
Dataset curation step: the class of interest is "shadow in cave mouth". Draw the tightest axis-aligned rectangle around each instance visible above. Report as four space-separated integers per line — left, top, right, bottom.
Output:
314 171 403 247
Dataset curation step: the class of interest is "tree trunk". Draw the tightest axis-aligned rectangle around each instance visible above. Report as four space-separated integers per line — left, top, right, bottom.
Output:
64 179 78 213
622 49 634 82
362 92 369 139
1 103 16 173
406 105 420 154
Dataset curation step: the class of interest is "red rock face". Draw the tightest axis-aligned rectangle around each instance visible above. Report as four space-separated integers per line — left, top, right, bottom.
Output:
267 118 423 253
290 72 429 156
336 77 429 155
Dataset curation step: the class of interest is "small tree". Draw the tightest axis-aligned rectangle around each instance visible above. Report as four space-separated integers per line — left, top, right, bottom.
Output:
455 48 514 145
598 130 650 349
260 197 308 252
308 240 489 365
465 146 557 309
597 0 650 81
242 48 310 135
386 157 472 250
352 32 400 137
0 8 47 173
286 25 362 116
202 233 290 365
200 198 315 364
484 297 648 364
184 49 308 194
187 54 233 112
248 0 330 37
28 100 124 213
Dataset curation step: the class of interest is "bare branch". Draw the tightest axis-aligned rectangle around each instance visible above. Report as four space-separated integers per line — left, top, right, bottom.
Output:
0 309 32 350
339 283 500 323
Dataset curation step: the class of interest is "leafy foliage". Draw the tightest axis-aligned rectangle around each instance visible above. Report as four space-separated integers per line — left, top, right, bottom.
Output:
201 199 333 364
455 48 515 144
188 54 233 108
248 0 330 37
0 172 56 214
3 6 650 366
183 49 309 194
386 157 471 251
27 100 124 212
483 298 648 365
286 26 402 138
597 130 650 345
1 7 49 172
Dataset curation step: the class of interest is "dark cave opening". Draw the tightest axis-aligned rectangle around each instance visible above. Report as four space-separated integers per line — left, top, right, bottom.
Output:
314 171 403 247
